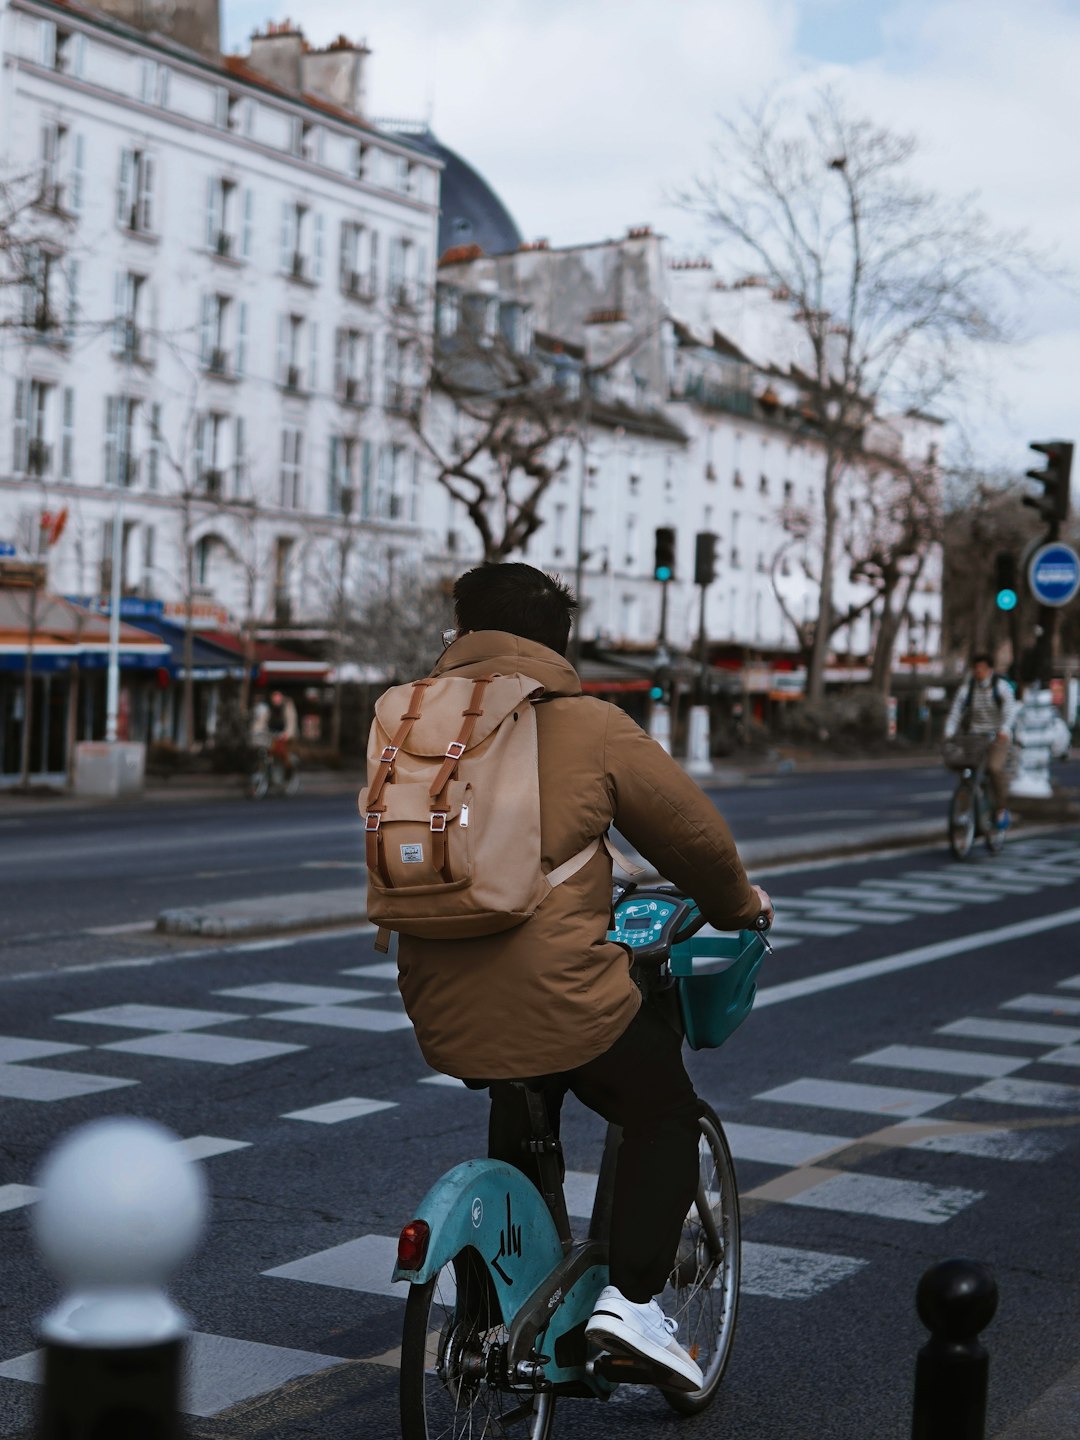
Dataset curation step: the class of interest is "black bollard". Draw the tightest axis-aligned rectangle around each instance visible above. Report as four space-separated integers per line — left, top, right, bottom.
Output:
912 1257 998 1440
31 1118 207 1440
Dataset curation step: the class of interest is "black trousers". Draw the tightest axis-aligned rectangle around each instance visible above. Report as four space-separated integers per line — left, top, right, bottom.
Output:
487 1002 702 1303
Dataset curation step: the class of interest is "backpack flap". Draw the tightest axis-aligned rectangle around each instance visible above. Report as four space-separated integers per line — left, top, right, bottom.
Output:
361 779 471 891
371 673 544 759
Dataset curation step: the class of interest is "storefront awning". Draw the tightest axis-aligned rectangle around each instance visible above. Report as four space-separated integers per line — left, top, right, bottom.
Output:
120 615 247 681
0 589 169 674
202 630 331 682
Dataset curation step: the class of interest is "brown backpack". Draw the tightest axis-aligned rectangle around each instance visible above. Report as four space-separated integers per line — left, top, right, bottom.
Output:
359 672 602 950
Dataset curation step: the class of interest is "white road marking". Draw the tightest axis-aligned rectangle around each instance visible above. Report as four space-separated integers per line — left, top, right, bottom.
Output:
57 1003 245 1031
1001 994 1080 1017
755 906 1080 1009
264 1004 413 1033
101 1033 305 1066
0 1037 84 1062
0 1184 41 1213
564 1170 600 1218
966 1077 1080 1110
1040 1046 1080 1068
283 1096 398 1124
342 962 399 981
214 983 379 1005
723 1122 853 1166
779 1171 983 1225
264 1234 405 1297
175 1135 253 1161
889 1119 1069 1163
740 1242 868 1299
1057 975 1080 991
0 1064 137 1101
854 1044 1027 1079
756 1077 953 1118
419 1073 468 1087
939 1017 1080 1047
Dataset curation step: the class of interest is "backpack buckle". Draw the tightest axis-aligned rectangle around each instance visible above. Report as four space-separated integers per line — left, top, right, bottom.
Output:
364 812 382 832
430 812 448 833
444 741 466 760
379 745 399 764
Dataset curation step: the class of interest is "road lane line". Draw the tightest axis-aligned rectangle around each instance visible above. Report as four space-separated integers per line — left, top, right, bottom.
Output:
755 906 1080 1009
854 1044 1027 1079
939 1017 1080 1046
1001 993 1080 1017
755 1077 953 1118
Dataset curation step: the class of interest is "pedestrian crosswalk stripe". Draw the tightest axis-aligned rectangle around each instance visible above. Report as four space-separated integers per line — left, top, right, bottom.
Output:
939 1017 1080 1047
57 1003 245 1032
175 1135 252 1161
1001 993 1080 1018
419 1072 468 1087
214 983 380 1005
101 1033 305 1066
854 1044 1027 1079
564 1170 600 1218
0 1184 40 1213
756 1077 953 1118
770 916 859 938
341 962 399 981
904 870 1042 896
885 1120 1069 1163
741 1242 867 1299
723 1122 853 1167
1040 1046 1080 1068
283 1096 398 1124
264 1004 413 1032
0 1064 137 1102
1056 975 1080 991
264 1234 405 1298
0 1037 85 1063
771 1171 984 1225
966 1077 1080 1111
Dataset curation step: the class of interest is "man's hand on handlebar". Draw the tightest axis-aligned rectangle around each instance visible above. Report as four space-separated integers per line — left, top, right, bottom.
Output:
752 884 774 929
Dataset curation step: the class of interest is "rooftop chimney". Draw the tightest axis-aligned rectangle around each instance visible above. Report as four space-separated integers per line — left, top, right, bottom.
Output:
247 20 304 92
301 35 369 116
92 0 221 60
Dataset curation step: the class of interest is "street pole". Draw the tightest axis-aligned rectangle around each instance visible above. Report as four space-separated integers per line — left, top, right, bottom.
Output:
18 528 43 788
105 483 123 742
696 582 708 701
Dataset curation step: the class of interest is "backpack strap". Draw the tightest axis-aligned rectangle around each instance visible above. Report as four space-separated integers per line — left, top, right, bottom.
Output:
545 831 647 891
364 679 434 884
429 677 492 881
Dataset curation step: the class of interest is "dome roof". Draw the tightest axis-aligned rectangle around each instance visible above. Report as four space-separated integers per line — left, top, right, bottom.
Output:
407 129 523 260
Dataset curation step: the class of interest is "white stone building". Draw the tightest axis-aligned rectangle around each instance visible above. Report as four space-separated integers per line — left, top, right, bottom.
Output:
0 0 440 634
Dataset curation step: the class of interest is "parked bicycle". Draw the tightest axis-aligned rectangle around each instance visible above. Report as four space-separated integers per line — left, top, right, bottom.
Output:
245 742 300 800
945 734 1005 860
393 882 771 1437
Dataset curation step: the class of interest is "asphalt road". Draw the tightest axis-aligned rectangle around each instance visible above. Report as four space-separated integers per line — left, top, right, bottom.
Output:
6 758 1076 977
1 826 1079 1439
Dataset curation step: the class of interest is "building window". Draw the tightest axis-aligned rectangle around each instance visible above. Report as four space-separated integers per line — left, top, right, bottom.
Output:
117 148 155 233
206 177 251 260
340 222 377 300
104 395 142 488
38 121 73 212
281 202 323 283
759 473 769 494
334 328 371 404
279 427 303 508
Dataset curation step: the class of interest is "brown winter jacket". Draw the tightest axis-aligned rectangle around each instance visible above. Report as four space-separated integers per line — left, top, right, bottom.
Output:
394 630 761 1079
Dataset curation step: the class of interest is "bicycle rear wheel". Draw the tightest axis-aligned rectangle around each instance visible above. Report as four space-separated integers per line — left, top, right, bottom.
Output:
400 1251 555 1439
660 1103 740 1415
948 781 976 860
984 781 1006 855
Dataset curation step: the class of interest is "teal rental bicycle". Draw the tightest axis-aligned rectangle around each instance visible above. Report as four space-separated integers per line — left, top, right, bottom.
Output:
393 883 770 1437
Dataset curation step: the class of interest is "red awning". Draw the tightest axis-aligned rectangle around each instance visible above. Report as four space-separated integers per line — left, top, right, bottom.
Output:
202 630 330 680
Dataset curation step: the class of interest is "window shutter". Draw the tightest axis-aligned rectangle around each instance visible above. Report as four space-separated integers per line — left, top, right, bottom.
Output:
117 147 133 226
147 285 160 363
65 258 79 342
139 153 155 232
360 439 372 519
71 133 85 215
241 188 254 260
215 87 228 128
276 314 287 384
205 176 220 250
280 200 293 271
13 381 29 475
236 302 248 378
61 388 75 480
41 21 57 69
333 329 345 396
233 416 246 495
368 230 378 293
112 271 126 353
308 320 319 392
148 403 161 490
338 221 349 289
199 293 214 366
192 413 205 485
329 435 340 514
104 396 118 487
314 212 325 282
410 449 421 522
73 33 87 78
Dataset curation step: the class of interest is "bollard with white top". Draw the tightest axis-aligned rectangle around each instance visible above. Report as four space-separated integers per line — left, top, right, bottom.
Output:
32 1117 207 1440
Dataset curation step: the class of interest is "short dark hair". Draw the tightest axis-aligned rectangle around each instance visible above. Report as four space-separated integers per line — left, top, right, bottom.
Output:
971 651 994 669
453 562 578 655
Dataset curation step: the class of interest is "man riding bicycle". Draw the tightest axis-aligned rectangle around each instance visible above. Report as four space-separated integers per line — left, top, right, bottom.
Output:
392 562 771 1392
943 652 1018 830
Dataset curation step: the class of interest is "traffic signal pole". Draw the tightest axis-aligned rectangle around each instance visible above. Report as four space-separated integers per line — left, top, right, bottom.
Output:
1023 440 1073 688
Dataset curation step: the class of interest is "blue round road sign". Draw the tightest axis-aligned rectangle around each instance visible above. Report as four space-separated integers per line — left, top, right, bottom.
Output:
1028 542 1080 608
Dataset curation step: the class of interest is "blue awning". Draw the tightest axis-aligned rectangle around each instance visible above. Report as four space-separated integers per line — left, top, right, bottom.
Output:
120 615 248 681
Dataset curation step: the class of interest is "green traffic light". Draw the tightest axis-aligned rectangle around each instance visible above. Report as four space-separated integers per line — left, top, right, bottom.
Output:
649 685 664 701
996 588 1018 612
655 566 672 582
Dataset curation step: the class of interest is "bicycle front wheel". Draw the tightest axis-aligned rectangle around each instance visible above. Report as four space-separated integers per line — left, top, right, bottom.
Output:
246 765 269 800
948 782 976 860
984 781 1006 855
400 1253 555 1440
661 1103 740 1416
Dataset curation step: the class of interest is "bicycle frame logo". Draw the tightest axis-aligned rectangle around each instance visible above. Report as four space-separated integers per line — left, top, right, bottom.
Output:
470 1196 483 1228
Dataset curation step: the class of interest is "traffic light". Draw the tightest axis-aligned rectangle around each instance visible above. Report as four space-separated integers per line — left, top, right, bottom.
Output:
694 531 717 587
649 666 672 704
653 526 676 582
1023 441 1073 526
994 551 1018 612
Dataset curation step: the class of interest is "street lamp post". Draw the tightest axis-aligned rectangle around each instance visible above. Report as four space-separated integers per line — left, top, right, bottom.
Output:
105 484 124 743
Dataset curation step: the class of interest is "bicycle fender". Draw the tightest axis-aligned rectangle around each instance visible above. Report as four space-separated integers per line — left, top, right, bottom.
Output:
393 1159 564 1317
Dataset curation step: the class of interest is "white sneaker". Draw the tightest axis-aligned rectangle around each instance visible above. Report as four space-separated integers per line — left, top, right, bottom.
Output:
585 1284 704 1392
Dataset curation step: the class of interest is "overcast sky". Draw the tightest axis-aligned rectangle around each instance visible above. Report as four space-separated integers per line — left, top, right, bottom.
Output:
225 0 1080 474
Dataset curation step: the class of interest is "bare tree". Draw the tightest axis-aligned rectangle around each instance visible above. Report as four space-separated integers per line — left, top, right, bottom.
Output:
684 87 1049 703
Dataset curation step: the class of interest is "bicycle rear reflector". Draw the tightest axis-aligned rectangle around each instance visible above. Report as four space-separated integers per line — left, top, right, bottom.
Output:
397 1219 430 1270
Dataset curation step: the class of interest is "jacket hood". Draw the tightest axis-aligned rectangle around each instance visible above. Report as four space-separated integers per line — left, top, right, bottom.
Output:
432 630 581 699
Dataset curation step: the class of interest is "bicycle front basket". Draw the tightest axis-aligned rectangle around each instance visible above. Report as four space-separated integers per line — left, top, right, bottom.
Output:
669 931 766 1050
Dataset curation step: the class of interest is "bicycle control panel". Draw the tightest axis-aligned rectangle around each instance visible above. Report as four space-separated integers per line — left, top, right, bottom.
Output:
610 889 700 960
